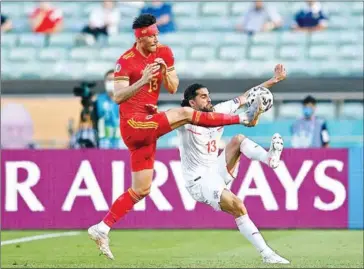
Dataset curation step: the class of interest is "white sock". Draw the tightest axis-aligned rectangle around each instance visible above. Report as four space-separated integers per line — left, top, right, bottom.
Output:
235 215 270 254
97 221 111 234
240 138 269 165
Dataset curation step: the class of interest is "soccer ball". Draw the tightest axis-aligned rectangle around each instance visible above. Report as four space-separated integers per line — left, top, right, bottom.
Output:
246 86 273 112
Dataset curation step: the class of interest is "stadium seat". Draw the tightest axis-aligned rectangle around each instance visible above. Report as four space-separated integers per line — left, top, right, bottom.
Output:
338 45 364 59
315 102 336 119
12 18 32 33
175 61 206 78
18 34 46 48
219 46 246 61
1 48 9 61
176 18 200 31
328 16 351 30
69 48 100 61
1 2 24 18
278 102 302 119
55 62 89 79
108 33 135 47
308 45 337 60
280 32 309 45
99 47 123 61
49 33 77 47
192 32 224 45
198 18 235 31
310 31 340 45
172 2 200 17
337 30 364 44
340 102 364 120
189 46 216 61
23 2 37 16
230 2 252 16
232 60 277 78
158 32 193 46
168 46 187 61
119 3 141 19
321 2 350 16
202 60 236 78
249 46 277 60
201 2 229 17
351 2 364 15
63 19 85 32
38 48 68 62
85 61 114 79
1 34 18 48
278 45 306 60
54 2 82 18
8 48 37 62
222 32 249 45
251 32 279 46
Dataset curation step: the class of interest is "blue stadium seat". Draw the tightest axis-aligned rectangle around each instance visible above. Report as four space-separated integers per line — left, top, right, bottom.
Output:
340 102 364 120
108 33 135 47
222 32 249 45
315 102 336 119
202 60 235 78
308 45 337 60
1 34 18 48
249 46 276 60
99 47 123 61
338 45 364 59
230 2 252 16
12 18 32 33
310 31 340 45
219 46 246 61
175 18 201 31
85 61 114 79
328 16 351 30
55 62 89 79
63 19 85 32
321 2 350 16
1 2 25 18
55 2 83 18
8 48 37 62
351 2 364 15
193 32 224 45
168 46 187 61
18 34 46 48
198 18 235 31
158 32 193 46
69 48 100 61
201 2 229 17
280 32 309 45
38 48 68 62
49 33 77 47
189 46 216 61
232 60 277 78
251 32 279 46
279 45 306 60
172 2 200 17
337 30 364 44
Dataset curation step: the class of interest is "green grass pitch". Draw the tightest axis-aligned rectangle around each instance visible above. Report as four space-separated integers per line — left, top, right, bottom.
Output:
1 230 363 268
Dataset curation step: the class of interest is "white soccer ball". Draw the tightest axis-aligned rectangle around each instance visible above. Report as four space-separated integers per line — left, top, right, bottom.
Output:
246 86 274 112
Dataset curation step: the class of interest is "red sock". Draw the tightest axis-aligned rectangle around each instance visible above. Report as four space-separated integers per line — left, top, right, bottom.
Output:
103 188 142 227
192 111 240 127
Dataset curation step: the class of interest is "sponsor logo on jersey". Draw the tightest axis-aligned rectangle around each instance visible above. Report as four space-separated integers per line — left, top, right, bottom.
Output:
233 98 240 104
115 64 121 72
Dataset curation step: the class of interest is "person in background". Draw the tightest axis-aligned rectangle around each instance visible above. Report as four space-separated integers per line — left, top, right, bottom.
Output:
78 0 120 45
140 0 176 34
292 0 328 32
236 0 282 35
95 70 125 149
1 14 13 32
291 95 330 148
29 1 63 34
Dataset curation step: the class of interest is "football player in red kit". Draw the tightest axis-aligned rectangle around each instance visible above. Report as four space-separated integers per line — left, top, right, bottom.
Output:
88 14 265 260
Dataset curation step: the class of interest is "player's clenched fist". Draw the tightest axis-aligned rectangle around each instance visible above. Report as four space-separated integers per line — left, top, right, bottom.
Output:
141 63 160 84
154 57 167 75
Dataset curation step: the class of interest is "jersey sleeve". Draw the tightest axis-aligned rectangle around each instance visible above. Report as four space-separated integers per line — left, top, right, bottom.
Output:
160 46 175 72
114 57 131 82
320 121 330 145
213 98 241 114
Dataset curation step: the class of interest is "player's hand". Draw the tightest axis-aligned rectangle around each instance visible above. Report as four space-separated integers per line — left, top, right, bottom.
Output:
272 64 286 83
145 104 159 114
141 63 160 84
154 58 167 75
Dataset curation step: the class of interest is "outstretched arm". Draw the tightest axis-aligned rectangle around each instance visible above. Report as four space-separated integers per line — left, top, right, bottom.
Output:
237 64 287 107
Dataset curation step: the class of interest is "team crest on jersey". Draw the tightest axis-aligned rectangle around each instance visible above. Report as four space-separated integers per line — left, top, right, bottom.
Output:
233 98 239 104
146 115 153 120
115 64 121 72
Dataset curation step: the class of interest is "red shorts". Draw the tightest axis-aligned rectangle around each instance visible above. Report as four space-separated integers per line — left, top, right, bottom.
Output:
120 112 172 172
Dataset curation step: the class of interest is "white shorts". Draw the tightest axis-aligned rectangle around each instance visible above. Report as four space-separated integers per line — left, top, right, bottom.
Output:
185 149 239 211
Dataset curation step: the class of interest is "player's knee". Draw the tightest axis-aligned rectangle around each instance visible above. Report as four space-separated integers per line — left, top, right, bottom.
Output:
133 186 151 198
232 196 248 217
232 134 246 146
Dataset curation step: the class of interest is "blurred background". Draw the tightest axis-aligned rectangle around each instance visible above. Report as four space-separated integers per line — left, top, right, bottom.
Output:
1 0 363 149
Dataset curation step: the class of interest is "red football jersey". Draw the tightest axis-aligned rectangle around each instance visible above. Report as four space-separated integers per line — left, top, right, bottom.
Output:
31 8 63 33
114 43 175 118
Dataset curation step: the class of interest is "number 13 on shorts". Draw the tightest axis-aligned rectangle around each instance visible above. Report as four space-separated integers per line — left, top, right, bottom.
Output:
206 140 217 153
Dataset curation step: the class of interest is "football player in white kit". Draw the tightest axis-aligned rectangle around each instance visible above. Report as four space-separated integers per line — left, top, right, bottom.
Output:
177 64 290 264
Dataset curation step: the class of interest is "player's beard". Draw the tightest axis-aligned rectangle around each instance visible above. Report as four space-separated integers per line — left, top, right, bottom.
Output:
200 104 214 112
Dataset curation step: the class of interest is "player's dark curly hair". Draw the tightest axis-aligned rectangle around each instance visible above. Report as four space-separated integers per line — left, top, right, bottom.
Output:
181 83 206 107
303 95 317 105
132 14 157 29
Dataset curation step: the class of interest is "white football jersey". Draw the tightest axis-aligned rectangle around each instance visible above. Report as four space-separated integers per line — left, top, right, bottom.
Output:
177 98 241 182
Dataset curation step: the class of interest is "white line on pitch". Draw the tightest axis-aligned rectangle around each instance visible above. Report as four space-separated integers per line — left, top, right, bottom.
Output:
1 231 81 246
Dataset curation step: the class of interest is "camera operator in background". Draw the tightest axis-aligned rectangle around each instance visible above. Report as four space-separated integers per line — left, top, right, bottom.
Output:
69 81 98 148
95 69 125 149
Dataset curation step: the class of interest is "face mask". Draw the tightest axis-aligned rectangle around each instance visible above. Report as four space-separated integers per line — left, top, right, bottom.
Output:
105 81 114 93
303 106 314 118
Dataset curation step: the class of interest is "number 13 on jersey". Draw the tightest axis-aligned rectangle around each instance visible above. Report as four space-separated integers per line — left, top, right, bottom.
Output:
206 140 217 153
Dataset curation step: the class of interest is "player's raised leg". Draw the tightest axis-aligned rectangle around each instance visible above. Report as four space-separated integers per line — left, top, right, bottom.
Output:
225 133 284 171
218 190 290 264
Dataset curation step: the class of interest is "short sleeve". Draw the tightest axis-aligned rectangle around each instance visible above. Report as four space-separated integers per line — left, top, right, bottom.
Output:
160 46 175 71
214 98 241 114
114 57 131 82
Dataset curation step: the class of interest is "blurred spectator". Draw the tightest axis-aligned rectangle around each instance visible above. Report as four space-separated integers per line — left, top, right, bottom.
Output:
292 0 328 32
291 95 330 148
1 14 13 32
95 70 125 149
29 1 63 34
236 1 282 34
1 103 36 149
140 1 176 34
77 0 120 46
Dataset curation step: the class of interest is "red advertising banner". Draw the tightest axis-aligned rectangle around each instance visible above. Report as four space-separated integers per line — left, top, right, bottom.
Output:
1 149 348 229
